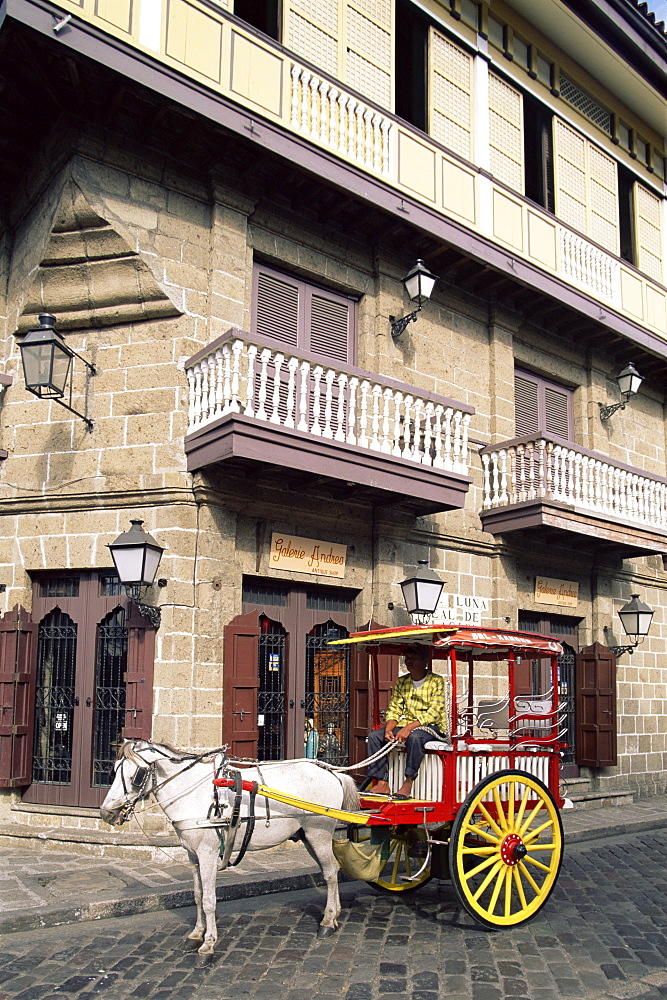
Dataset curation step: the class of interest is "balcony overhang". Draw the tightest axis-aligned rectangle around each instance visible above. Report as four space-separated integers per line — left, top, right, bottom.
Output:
185 413 472 515
480 499 667 558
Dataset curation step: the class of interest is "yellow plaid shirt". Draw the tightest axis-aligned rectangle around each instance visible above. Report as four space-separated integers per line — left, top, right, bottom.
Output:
386 672 448 733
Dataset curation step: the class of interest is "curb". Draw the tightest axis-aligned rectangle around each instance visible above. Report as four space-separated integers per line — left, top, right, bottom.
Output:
0 867 326 936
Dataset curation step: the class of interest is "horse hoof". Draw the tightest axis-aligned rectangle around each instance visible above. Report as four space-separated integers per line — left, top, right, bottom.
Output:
317 925 337 938
185 937 202 950
194 952 214 968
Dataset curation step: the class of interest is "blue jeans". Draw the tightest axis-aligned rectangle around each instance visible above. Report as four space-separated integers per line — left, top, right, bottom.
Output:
366 726 445 781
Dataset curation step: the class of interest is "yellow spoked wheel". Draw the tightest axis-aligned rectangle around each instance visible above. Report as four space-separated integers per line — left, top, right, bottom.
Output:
449 770 563 929
358 827 432 893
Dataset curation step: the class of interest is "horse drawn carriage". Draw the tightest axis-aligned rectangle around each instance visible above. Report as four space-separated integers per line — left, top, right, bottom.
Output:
328 623 568 929
101 623 568 963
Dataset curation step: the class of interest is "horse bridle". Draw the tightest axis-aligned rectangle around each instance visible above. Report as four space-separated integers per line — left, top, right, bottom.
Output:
115 741 228 825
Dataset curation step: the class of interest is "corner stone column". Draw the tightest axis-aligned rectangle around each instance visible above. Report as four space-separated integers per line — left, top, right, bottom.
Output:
207 173 257 335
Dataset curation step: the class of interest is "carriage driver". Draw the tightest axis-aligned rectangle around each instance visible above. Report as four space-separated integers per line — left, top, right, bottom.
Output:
366 645 447 799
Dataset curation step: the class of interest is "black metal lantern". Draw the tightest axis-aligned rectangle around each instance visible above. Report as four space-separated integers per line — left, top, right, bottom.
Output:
391 260 438 340
616 363 643 398
18 313 96 429
599 363 644 421
618 594 653 641
20 314 73 398
402 259 438 306
108 519 164 601
400 560 444 620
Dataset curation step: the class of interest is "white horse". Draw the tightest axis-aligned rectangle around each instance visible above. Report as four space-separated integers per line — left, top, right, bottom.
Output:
100 739 359 965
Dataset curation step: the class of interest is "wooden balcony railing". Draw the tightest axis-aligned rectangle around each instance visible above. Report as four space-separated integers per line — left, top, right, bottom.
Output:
480 436 667 531
186 333 472 475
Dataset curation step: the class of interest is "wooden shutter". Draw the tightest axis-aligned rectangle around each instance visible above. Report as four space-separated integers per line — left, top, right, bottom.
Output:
515 370 572 440
123 606 156 741
488 72 524 193
224 611 261 758
554 119 588 237
309 289 351 364
254 264 354 364
254 267 300 349
575 642 617 767
344 0 392 108
554 119 619 254
429 27 473 161
635 183 663 282
283 0 339 78
588 143 619 254
543 384 570 439
349 622 398 765
0 607 37 787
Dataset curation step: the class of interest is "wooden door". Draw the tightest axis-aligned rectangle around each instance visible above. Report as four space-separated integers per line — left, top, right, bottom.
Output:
0 607 37 787
575 642 617 767
23 572 154 807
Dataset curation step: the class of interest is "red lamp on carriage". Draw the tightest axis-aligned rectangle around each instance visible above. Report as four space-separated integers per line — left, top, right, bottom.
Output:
108 519 164 628
400 560 444 625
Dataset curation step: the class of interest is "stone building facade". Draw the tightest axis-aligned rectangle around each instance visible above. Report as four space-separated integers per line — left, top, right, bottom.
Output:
0 0 665 841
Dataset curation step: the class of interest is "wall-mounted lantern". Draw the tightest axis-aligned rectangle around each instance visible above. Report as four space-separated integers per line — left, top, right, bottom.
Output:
607 594 654 656
400 559 445 625
390 260 438 340
108 519 165 628
598 363 644 421
19 314 96 430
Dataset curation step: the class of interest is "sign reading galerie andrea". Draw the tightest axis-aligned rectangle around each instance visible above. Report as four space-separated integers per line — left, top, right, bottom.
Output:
270 533 347 578
535 576 579 608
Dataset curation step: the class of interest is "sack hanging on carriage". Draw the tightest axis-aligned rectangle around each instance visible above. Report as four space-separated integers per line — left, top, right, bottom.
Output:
332 838 384 881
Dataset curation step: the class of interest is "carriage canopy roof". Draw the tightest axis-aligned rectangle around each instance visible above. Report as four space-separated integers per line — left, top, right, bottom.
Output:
328 624 563 659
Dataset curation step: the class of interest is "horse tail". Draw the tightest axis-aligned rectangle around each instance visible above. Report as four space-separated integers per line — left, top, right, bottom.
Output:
338 773 360 812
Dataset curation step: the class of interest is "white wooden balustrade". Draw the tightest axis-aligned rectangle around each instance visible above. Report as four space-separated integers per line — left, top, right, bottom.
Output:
290 65 391 178
186 337 471 475
481 437 667 531
559 230 619 303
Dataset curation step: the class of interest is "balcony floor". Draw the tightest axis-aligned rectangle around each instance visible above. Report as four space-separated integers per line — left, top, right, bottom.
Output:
480 500 667 558
185 413 472 515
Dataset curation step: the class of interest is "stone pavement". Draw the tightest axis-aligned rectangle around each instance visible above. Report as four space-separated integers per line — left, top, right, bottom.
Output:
1 796 666 937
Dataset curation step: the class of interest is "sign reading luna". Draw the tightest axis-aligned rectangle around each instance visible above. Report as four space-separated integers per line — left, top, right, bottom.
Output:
270 533 347 578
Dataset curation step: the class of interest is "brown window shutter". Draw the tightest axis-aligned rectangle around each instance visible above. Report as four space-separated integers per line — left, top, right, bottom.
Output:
308 291 350 364
0 607 37 787
224 611 261 759
575 642 617 767
254 267 300 348
514 373 540 436
123 605 156 741
515 369 573 440
544 384 571 439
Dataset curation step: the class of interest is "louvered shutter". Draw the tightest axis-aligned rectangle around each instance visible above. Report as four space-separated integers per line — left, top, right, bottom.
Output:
428 27 473 161
554 119 619 254
254 264 354 365
635 183 663 282
588 144 619 254
488 72 524 193
344 0 392 108
283 0 340 78
514 373 540 436
554 119 588 236
123 605 156 741
309 290 350 364
515 370 572 440
544 384 571 439
254 268 300 348
224 612 261 759
0 607 37 787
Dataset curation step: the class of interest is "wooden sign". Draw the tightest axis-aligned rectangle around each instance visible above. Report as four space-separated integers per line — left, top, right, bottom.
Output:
270 533 347 578
535 576 579 608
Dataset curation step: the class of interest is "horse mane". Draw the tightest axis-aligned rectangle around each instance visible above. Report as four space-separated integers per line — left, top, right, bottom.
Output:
117 739 222 766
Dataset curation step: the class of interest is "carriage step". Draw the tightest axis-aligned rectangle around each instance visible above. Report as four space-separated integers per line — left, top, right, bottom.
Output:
568 790 634 811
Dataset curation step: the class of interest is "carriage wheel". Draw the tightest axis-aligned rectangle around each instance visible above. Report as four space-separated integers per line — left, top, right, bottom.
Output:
365 827 432 894
449 770 563 929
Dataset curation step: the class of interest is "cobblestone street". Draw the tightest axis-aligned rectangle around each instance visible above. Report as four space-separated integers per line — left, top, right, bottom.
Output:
0 830 666 1000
